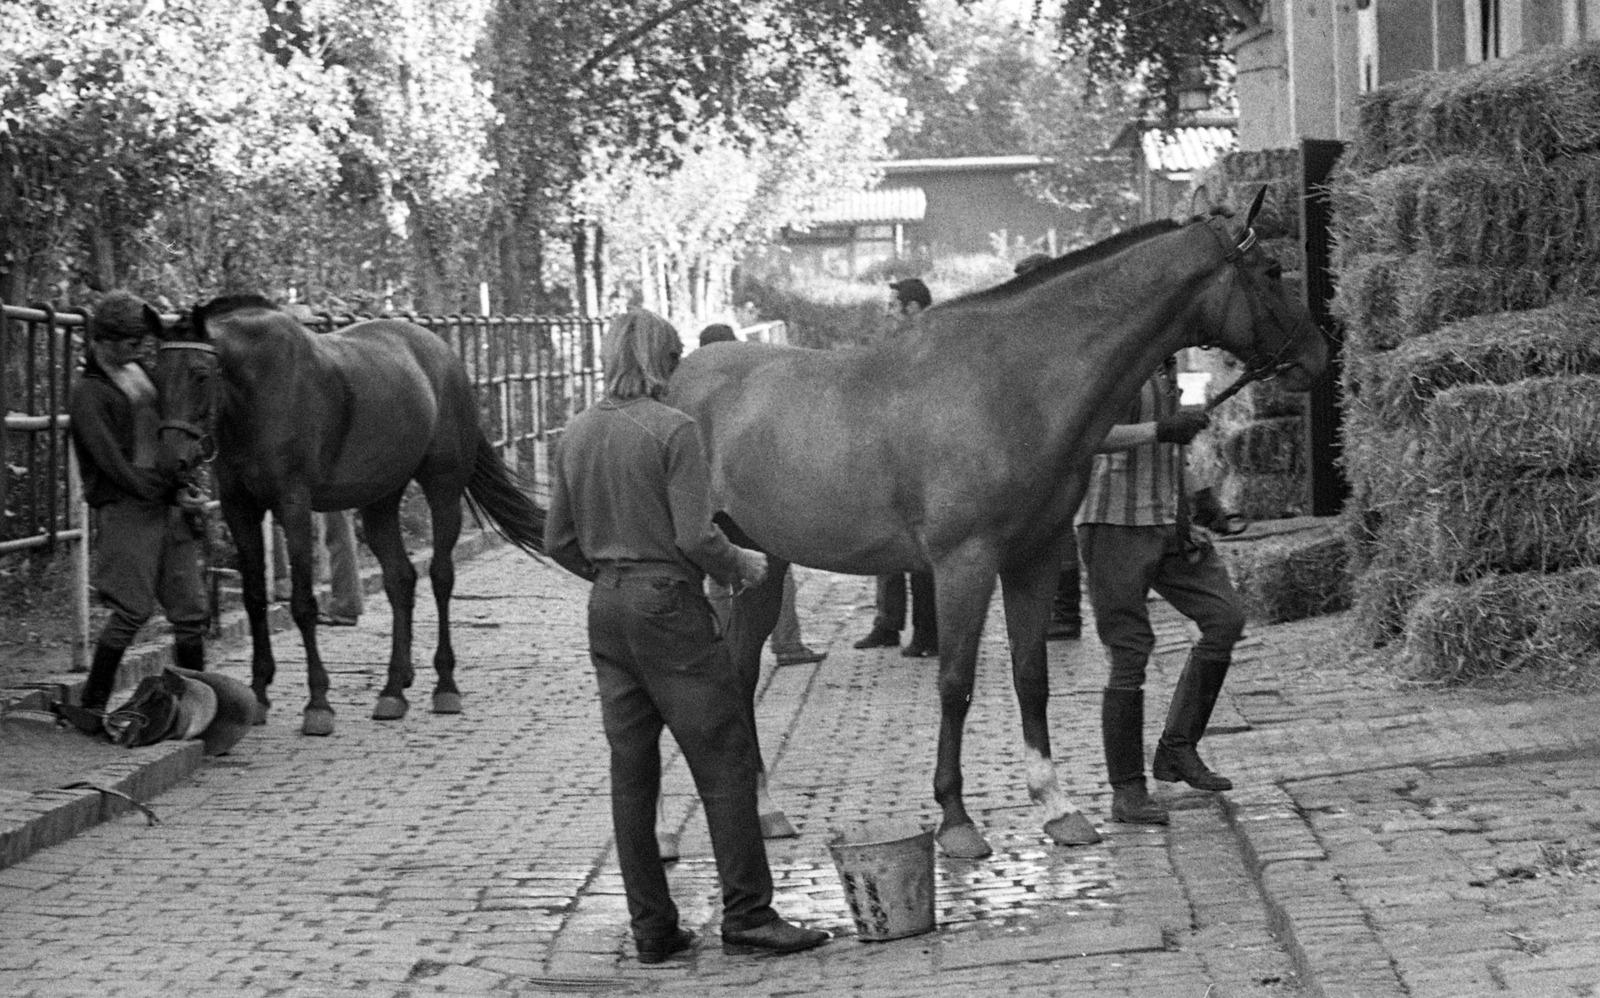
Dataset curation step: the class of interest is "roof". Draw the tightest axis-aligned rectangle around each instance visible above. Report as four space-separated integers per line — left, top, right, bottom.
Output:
878 155 1055 175
803 187 928 225
1141 126 1237 175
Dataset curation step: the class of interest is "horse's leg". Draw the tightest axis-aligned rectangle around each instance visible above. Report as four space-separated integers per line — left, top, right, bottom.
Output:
361 490 417 721
278 497 337 736
725 553 796 838
420 476 464 714
220 497 274 723
929 542 1001 859
999 541 1103 847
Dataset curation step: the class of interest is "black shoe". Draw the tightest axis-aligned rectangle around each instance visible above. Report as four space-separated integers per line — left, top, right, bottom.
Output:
853 627 899 649
637 928 696 965
1047 618 1081 641
721 918 830 956
1152 745 1233 791
1111 780 1170 824
900 638 938 658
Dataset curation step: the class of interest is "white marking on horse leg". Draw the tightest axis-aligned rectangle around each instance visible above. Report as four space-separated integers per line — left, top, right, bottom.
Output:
1025 747 1082 819
756 769 778 815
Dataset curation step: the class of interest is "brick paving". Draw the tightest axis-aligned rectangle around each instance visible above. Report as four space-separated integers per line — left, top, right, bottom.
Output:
2 542 1600 996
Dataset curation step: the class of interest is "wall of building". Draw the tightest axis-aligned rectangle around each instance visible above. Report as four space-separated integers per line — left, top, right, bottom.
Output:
883 169 1076 258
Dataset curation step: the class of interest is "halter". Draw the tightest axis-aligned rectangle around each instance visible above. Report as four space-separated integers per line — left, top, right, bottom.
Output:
157 341 218 463
1198 217 1302 413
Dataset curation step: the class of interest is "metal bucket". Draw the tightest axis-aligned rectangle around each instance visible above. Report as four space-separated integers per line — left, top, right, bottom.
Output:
827 822 937 941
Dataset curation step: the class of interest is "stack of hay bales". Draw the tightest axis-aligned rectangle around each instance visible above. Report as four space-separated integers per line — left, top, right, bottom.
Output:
1187 149 1310 520
1332 42 1600 681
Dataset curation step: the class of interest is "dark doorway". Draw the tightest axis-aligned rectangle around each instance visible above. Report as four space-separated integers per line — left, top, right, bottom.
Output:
1301 139 1348 516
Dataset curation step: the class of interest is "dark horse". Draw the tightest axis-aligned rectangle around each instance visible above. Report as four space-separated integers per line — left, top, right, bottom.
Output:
668 191 1328 858
153 295 546 735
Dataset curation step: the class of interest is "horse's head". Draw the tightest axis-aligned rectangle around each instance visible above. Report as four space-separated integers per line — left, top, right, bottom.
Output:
1192 188 1328 395
153 303 220 479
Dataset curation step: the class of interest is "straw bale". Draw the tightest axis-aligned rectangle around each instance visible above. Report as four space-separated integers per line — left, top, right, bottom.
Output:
1329 163 1429 257
1548 153 1600 284
1393 262 1553 343
1400 567 1600 682
1220 525 1350 624
1220 416 1305 476
1413 157 1537 267
1356 297 1600 429
1330 252 1406 353
1349 42 1600 168
1349 512 1435 645
1425 376 1600 479
1427 475 1600 579
1219 471 1305 520
1339 418 1426 509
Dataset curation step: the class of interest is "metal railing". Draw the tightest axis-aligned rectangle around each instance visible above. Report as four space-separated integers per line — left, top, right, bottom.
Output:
1 300 607 669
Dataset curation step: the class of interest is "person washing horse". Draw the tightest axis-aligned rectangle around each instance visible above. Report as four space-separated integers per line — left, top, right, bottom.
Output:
545 309 830 962
1079 355 1248 826
698 322 825 668
69 291 210 716
853 277 938 658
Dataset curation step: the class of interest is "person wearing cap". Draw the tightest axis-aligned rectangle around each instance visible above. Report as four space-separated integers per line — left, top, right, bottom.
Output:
1014 253 1084 642
545 309 830 963
696 322 826 668
853 278 939 657
1079 356 1246 828
68 291 209 715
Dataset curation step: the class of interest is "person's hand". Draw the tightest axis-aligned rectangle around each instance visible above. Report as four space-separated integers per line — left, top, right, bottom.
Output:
733 549 768 593
1155 408 1209 445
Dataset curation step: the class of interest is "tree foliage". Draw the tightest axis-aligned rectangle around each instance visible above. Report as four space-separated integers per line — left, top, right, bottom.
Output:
1053 0 1262 112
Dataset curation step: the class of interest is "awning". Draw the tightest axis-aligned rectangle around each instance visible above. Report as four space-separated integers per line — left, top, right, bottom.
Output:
805 187 927 225
1141 126 1236 176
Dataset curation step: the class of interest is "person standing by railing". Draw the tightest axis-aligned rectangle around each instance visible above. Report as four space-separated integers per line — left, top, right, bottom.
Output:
67 291 208 715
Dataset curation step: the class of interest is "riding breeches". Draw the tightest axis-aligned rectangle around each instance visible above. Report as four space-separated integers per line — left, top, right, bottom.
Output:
1077 522 1246 690
587 572 779 941
91 499 208 650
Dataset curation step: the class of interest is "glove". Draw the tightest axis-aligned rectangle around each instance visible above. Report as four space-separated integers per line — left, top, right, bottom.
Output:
733 549 768 593
1155 409 1209 445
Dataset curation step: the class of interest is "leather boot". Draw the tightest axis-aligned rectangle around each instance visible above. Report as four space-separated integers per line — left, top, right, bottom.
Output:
81 641 127 712
173 635 205 673
1102 688 1168 824
1152 651 1234 791
1047 569 1081 640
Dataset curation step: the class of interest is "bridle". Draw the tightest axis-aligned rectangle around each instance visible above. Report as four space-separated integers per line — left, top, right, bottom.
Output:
1197 215 1305 413
157 340 218 464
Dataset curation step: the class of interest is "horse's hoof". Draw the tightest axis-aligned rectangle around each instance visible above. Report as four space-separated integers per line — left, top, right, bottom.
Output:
431 691 462 715
1045 812 1104 847
937 823 993 859
301 708 335 737
759 811 799 839
252 701 270 726
372 695 409 721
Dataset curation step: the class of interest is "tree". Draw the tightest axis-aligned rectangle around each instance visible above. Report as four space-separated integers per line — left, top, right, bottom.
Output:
891 0 1144 243
1053 0 1263 113
481 0 940 311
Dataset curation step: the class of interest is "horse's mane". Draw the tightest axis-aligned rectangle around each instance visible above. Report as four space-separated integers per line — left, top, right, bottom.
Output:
943 218 1186 308
196 293 279 322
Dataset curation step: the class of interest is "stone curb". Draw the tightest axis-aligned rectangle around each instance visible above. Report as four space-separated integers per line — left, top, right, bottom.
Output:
0 528 506 872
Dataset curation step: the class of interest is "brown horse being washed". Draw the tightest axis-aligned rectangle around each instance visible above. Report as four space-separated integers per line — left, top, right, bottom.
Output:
668 191 1328 858
153 295 546 735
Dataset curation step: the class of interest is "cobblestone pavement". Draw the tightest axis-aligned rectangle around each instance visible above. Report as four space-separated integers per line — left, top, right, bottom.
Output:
3 544 1600 997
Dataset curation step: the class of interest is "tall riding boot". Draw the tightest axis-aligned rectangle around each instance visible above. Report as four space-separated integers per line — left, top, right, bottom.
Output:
1152 651 1234 791
1048 568 1082 640
81 642 127 712
1102 688 1168 824
173 635 205 673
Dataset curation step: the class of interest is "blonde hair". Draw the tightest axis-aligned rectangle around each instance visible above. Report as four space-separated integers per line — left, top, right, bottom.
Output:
602 309 683 400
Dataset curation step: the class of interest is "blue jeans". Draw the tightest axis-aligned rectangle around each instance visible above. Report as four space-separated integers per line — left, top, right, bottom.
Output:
587 572 779 941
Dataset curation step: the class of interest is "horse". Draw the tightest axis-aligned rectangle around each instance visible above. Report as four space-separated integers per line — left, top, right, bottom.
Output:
667 190 1329 859
152 294 547 736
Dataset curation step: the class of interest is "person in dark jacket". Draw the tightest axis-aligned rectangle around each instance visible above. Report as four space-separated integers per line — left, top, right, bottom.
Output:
68 291 208 713
544 309 829 963
853 278 938 656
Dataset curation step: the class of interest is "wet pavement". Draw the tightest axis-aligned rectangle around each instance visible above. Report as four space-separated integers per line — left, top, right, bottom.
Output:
3 540 1600 996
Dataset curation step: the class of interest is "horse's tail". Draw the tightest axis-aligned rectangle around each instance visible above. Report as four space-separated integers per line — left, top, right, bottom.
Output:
465 434 547 556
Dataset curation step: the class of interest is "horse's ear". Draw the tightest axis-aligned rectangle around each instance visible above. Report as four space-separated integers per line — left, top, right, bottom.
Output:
142 302 165 341
1243 186 1267 232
